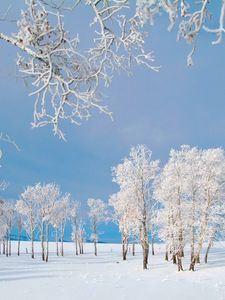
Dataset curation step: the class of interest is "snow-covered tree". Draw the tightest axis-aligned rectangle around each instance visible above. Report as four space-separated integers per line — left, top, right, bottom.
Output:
38 183 61 262
189 148 225 270
77 220 85 255
2 201 15 257
15 211 23 256
109 189 139 260
112 144 160 269
70 201 80 255
57 193 71 256
154 145 225 271
71 219 85 255
51 201 62 256
87 198 108 256
16 186 39 258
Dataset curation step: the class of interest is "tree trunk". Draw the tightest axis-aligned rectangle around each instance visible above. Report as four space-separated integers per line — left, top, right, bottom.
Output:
142 242 149 270
122 236 128 260
132 242 135 256
81 239 84 254
165 251 169 261
172 254 177 264
6 230 9 257
93 220 97 256
204 241 212 264
17 229 21 256
41 220 45 261
56 226 59 256
45 224 49 262
3 239 5 255
31 232 34 259
94 239 97 256
60 222 64 256
151 238 155 255
141 221 149 270
75 233 78 256
177 254 184 272
189 256 196 271
9 238 11 256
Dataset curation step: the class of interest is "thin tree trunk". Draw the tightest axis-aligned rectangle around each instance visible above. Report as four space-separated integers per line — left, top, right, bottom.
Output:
177 254 184 272
75 233 78 256
45 224 49 262
141 220 149 270
205 241 212 264
142 241 149 270
41 220 45 261
132 242 135 256
122 235 128 260
172 254 177 264
60 222 64 256
165 250 169 261
3 239 5 255
94 239 97 256
93 220 97 256
56 226 59 256
17 228 21 256
81 238 84 254
151 237 155 255
9 237 11 256
31 232 34 259
6 230 9 257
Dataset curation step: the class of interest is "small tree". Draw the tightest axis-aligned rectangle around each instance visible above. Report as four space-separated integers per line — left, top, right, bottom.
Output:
70 201 80 256
87 198 107 256
16 186 39 259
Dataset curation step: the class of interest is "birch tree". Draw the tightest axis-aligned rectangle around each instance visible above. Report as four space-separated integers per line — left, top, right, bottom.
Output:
87 198 107 256
16 186 39 258
70 201 80 255
57 193 70 256
40 183 61 262
112 144 160 269
155 145 225 271
109 189 139 260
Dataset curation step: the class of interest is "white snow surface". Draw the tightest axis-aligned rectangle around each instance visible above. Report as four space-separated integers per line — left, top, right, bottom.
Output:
0 241 224 300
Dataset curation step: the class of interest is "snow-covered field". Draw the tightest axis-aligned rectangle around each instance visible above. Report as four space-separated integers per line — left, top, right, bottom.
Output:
0 241 224 300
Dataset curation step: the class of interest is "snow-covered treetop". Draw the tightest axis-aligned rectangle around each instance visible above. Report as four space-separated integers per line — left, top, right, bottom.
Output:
87 198 108 223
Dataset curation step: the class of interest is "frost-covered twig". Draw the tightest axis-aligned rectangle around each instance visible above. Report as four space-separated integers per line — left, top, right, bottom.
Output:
136 1 225 65
0 0 158 139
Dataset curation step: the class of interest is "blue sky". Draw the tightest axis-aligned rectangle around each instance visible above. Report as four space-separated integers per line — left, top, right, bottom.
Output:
0 1 225 242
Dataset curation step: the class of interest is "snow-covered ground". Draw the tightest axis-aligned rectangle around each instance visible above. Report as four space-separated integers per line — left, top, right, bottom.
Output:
0 241 224 300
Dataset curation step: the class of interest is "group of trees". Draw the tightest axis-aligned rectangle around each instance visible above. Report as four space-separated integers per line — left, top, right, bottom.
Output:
0 145 224 272
110 144 225 271
0 183 86 261
0 182 111 261
155 145 225 271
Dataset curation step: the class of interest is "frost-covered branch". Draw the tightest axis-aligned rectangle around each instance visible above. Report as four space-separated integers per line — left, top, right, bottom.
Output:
136 1 225 65
0 0 158 139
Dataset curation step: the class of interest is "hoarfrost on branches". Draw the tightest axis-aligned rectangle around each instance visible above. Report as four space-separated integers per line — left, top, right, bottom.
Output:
136 0 225 65
0 0 158 139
